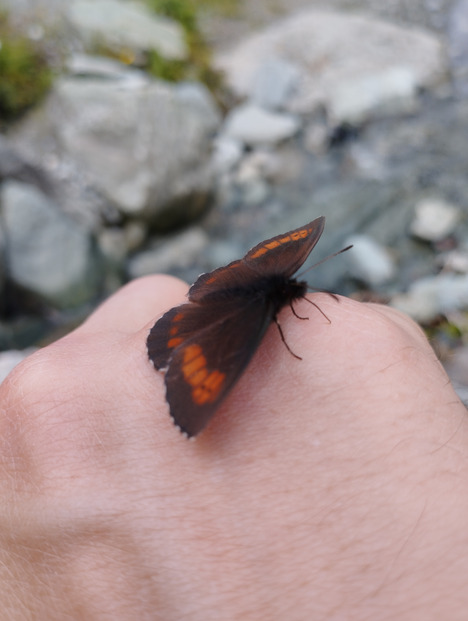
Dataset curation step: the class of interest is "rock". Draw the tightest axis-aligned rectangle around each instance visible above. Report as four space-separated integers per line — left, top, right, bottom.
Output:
67 53 147 84
2 181 102 308
0 349 36 385
438 249 468 273
98 222 146 265
215 10 447 123
448 0 468 95
11 76 221 226
127 227 209 279
303 122 329 155
410 198 461 242
0 136 52 194
251 57 301 110
328 66 419 125
223 103 300 146
345 235 396 287
212 136 244 174
68 0 188 61
391 274 468 322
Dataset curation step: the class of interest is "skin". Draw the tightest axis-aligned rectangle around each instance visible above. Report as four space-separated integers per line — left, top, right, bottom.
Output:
0 275 467 620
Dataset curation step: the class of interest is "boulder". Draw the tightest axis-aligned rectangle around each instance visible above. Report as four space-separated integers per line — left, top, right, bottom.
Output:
2 180 102 308
11 76 221 227
216 10 447 124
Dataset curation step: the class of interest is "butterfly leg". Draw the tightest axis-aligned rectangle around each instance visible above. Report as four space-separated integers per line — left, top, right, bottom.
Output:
302 297 333 324
274 315 302 360
290 301 309 320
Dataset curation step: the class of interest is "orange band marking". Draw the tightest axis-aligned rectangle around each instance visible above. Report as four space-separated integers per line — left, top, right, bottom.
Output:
250 228 310 259
182 344 226 405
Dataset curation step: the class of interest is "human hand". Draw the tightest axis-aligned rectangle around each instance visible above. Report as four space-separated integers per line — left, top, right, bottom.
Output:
1 276 467 620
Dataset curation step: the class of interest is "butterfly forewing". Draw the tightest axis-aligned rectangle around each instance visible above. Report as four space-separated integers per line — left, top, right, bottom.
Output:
244 217 325 277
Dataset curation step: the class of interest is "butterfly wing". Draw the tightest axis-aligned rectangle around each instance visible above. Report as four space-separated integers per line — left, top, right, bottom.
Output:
244 216 325 277
189 217 325 303
147 298 274 437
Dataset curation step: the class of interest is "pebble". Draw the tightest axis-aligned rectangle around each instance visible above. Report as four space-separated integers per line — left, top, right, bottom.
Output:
345 235 396 287
126 227 209 279
69 0 188 60
391 273 468 322
250 57 301 110
223 103 300 146
410 198 461 241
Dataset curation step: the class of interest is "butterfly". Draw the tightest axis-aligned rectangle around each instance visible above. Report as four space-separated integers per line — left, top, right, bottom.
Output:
147 216 331 438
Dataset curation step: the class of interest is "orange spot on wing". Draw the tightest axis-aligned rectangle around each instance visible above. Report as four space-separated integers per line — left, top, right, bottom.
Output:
168 337 183 349
181 344 226 405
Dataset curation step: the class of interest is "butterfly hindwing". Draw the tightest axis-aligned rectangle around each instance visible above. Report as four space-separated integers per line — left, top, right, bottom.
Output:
150 298 274 436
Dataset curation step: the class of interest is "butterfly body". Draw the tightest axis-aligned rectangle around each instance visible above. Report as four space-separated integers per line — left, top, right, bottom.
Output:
147 217 326 437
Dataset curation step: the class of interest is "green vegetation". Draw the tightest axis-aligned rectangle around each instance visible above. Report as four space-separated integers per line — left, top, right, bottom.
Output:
144 0 240 94
0 13 53 122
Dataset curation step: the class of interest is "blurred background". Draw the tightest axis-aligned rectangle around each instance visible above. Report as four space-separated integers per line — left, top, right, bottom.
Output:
0 0 467 402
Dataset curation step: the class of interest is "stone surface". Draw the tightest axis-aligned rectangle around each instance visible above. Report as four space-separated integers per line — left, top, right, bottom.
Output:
127 227 209 279
410 198 461 242
448 0 468 95
216 10 447 122
391 273 468 322
212 136 244 173
328 66 419 125
67 53 147 84
346 235 396 287
223 103 300 146
2 181 101 308
251 57 301 110
68 0 188 60
11 76 221 225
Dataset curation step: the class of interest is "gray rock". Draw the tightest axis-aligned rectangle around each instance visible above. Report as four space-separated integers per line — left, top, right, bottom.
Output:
98 222 146 265
216 10 447 123
345 235 396 287
438 249 468 273
11 77 221 225
127 227 209 279
328 66 419 125
212 136 244 173
2 181 101 308
410 198 461 242
66 54 147 84
448 0 468 95
68 0 188 61
391 274 468 322
223 103 300 146
251 57 301 110
236 149 283 183
0 349 36 385
0 136 52 194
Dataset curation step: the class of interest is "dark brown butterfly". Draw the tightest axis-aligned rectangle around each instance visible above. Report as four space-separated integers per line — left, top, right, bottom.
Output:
147 216 330 437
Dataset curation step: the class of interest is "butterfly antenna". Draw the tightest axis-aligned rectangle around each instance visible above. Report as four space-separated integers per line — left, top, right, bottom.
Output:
298 244 353 278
